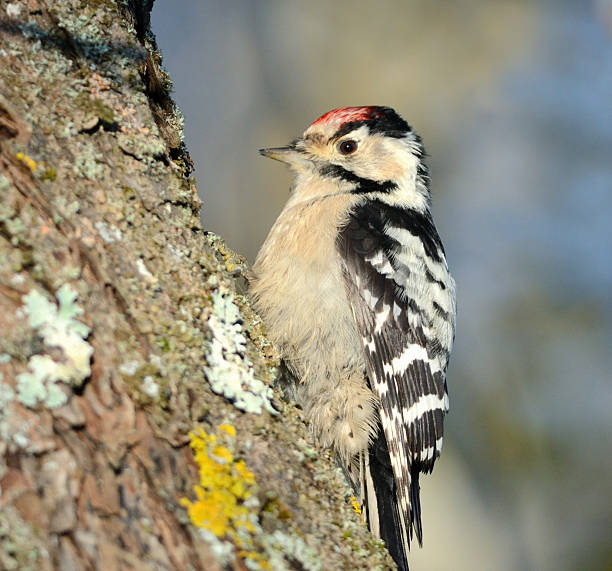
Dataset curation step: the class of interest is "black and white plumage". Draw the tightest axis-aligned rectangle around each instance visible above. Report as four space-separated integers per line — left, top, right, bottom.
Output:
250 106 455 570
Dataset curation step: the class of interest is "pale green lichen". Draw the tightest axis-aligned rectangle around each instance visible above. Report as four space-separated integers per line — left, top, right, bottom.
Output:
0 504 52 569
203 289 276 415
0 173 10 194
73 151 105 181
0 374 16 458
51 196 80 222
264 530 322 571
0 377 15 412
16 285 93 408
116 122 167 163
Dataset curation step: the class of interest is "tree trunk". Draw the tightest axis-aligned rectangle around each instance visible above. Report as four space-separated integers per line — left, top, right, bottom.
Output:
0 1 394 569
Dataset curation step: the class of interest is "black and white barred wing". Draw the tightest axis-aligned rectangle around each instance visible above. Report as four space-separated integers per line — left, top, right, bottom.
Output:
337 201 455 549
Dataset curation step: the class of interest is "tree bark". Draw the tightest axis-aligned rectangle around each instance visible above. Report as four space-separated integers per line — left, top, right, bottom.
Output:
0 1 394 569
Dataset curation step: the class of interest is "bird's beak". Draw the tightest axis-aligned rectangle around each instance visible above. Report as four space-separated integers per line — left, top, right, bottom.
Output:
259 146 305 166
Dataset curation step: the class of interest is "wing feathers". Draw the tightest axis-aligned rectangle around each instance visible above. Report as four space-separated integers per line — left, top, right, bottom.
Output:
337 200 455 561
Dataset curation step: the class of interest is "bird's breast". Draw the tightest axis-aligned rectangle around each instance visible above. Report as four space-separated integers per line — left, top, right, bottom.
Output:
251 191 363 374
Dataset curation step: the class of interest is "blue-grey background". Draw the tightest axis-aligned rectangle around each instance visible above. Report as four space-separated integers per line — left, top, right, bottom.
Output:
152 2 612 569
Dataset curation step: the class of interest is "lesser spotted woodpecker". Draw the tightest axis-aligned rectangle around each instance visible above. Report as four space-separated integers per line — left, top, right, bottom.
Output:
250 106 456 570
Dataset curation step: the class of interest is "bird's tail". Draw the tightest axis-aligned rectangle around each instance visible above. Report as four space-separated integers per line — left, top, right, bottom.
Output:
360 428 417 571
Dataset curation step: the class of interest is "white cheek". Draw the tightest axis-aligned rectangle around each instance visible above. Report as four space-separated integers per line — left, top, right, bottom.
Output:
395 150 418 186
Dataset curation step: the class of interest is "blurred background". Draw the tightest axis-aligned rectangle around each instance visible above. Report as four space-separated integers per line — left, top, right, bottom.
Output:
152 2 612 569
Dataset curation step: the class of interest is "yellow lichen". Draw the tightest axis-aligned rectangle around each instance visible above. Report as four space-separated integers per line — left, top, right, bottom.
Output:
181 425 267 566
238 550 272 570
16 152 37 173
15 153 56 181
351 496 362 515
211 444 233 464
218 423 236 437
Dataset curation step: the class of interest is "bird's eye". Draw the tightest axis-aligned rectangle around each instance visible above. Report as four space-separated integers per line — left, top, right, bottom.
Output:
338 140 358 155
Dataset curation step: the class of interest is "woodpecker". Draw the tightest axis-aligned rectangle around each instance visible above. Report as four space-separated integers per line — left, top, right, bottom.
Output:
250 106 456 570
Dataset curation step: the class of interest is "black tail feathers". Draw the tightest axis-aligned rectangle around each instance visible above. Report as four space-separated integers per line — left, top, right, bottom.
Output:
368 429 415 571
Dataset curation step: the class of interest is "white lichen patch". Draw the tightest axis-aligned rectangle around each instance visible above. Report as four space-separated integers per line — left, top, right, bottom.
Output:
141 375 159 399
95 221 122 243
10 274 25 286
136 258 157 283
198 528 235 567
16 285 93 408
5 2 21 18
119 360 140 376
203 289 276 415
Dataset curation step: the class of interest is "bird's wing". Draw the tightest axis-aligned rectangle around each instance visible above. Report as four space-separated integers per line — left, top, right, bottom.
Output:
337 200 453 555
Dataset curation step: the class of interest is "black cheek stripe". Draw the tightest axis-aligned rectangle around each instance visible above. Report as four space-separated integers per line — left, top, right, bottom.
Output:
319 164 398 195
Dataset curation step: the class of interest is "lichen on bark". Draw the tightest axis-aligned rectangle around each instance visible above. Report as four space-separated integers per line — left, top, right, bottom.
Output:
0 1 394 569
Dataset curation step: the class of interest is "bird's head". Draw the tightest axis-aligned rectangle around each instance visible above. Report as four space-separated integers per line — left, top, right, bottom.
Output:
260 106 430 211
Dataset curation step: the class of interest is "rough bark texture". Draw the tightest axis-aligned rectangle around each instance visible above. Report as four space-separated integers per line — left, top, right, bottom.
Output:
0 1 394 569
